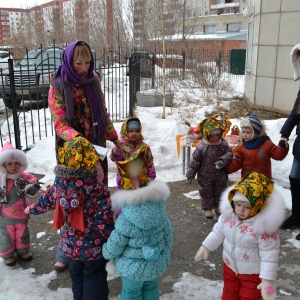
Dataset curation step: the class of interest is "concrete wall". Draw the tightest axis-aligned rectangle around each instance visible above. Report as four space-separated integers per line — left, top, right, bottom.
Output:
244 0 300 113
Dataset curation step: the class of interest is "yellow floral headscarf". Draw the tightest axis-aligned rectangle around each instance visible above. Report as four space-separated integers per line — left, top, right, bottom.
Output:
197 113 231 141
228 172 274 219
116 145 148 190
58 137 100 173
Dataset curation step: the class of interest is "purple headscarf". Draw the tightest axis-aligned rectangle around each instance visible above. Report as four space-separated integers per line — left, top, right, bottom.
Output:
51 40 107 142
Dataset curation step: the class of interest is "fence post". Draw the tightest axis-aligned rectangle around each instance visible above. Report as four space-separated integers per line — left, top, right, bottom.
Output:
129 55 134 117
151 53 156 89
182 50 186 80
8 59 21 150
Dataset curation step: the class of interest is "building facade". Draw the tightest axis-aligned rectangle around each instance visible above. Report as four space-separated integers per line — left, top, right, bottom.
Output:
133 0 249 48
0 0 102 48
244 0 300 113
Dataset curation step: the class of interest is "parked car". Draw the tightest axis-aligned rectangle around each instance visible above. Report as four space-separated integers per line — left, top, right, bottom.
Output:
126 50 152 78
0 50 13 70
0 47 64 108
0 47 101 109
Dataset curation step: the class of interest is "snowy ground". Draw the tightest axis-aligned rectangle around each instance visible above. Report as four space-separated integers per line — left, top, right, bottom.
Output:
1 73 299 299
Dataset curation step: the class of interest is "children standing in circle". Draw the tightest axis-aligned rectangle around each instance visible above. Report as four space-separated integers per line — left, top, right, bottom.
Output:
0 142 40 266
227 113 288 179
194 172 285 300
110 117 156 190
186 114 233 219
25 137 114 300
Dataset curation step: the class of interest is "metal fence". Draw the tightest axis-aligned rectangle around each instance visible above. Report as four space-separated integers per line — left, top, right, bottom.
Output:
0 45 245 150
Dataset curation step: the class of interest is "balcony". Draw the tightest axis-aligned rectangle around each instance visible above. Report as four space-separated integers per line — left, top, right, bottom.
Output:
211 0 239 10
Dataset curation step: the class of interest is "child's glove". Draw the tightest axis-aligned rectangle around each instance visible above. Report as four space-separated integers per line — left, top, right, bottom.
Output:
186 178 193 184
25 184 42 198
278 138 288 148
194 245 210 262
215 159 225 169
257 280 276 300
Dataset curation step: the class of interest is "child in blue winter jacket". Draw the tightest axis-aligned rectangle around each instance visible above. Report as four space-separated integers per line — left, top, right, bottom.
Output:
102 163 172 300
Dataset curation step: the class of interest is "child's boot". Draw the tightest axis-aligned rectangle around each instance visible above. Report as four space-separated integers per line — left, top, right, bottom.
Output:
17 252 33 261
4 256 16 266
214 207 221 216
54 261 68 272
204 210 214 219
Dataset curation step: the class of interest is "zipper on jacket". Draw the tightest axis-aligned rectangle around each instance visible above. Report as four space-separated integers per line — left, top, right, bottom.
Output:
231 220 242 274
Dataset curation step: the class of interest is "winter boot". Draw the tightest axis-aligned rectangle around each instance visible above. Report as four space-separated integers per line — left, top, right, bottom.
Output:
204 210 214 219
17 252 33 261
54 261 68 272
4 256 16 266
280 177 300 229
214 207 221 216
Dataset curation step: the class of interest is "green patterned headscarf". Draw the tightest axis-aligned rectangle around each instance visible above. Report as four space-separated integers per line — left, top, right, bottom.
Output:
228 171 274 219
197 113 231 141
57 136 100 173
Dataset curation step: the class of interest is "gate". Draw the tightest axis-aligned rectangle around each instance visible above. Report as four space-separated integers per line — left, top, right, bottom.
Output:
0 47 131 151
0 45 244 151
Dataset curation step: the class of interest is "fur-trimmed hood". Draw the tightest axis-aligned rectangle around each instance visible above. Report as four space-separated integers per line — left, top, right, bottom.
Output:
111 180 170 229
0 142 28 173
54 164 98 177
290 43 300 81
111 180 170 210
219 184 286 234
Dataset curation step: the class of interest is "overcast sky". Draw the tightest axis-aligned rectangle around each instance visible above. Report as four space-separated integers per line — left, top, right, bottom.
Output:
0 0 50 9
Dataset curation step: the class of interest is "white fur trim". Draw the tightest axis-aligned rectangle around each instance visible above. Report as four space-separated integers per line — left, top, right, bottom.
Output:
0 148 28 173
220 185 286 234
111 179 170 211
232 191 249 203
105 259 119 276
290 44 300 81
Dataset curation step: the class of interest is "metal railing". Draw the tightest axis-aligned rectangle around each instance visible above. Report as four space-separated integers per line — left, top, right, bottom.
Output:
0 45 245 150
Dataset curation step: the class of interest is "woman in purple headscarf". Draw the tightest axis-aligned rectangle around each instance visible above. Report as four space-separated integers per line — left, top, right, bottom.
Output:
48 41 122 273
49 40 122 181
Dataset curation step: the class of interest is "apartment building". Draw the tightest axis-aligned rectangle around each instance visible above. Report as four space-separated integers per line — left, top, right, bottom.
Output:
0 0 92 47
133 0 249 48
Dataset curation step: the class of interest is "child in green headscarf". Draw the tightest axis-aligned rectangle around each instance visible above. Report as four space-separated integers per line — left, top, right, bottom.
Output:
186 113 233 219
194 171 285 300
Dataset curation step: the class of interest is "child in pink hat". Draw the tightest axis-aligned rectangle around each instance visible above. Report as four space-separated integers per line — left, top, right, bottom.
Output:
0 141 40 266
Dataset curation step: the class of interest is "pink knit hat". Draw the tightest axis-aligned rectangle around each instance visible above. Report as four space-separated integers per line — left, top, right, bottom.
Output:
0 141 28 173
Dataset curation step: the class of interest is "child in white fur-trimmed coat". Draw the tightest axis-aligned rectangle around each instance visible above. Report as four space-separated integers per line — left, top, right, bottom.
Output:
194 171 285 300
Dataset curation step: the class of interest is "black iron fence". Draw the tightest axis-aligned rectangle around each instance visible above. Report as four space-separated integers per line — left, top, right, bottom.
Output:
0 45 245 150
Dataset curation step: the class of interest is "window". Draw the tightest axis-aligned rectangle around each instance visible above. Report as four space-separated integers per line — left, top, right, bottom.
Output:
204 25 216 33
227 23 241 32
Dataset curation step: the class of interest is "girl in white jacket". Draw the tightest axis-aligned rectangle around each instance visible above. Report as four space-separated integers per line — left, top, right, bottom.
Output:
194 171 285 300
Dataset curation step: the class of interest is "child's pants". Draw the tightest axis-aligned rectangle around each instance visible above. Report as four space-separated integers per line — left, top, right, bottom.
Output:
56 237 69 265
68 257 108 300
222 263 262 300
120 277 159 300
0 222 30 258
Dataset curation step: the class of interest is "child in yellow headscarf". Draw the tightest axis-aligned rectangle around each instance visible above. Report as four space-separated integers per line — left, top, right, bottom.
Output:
194 171 285 300
25 137 114 300
110 117 156 190
186 113 233 219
